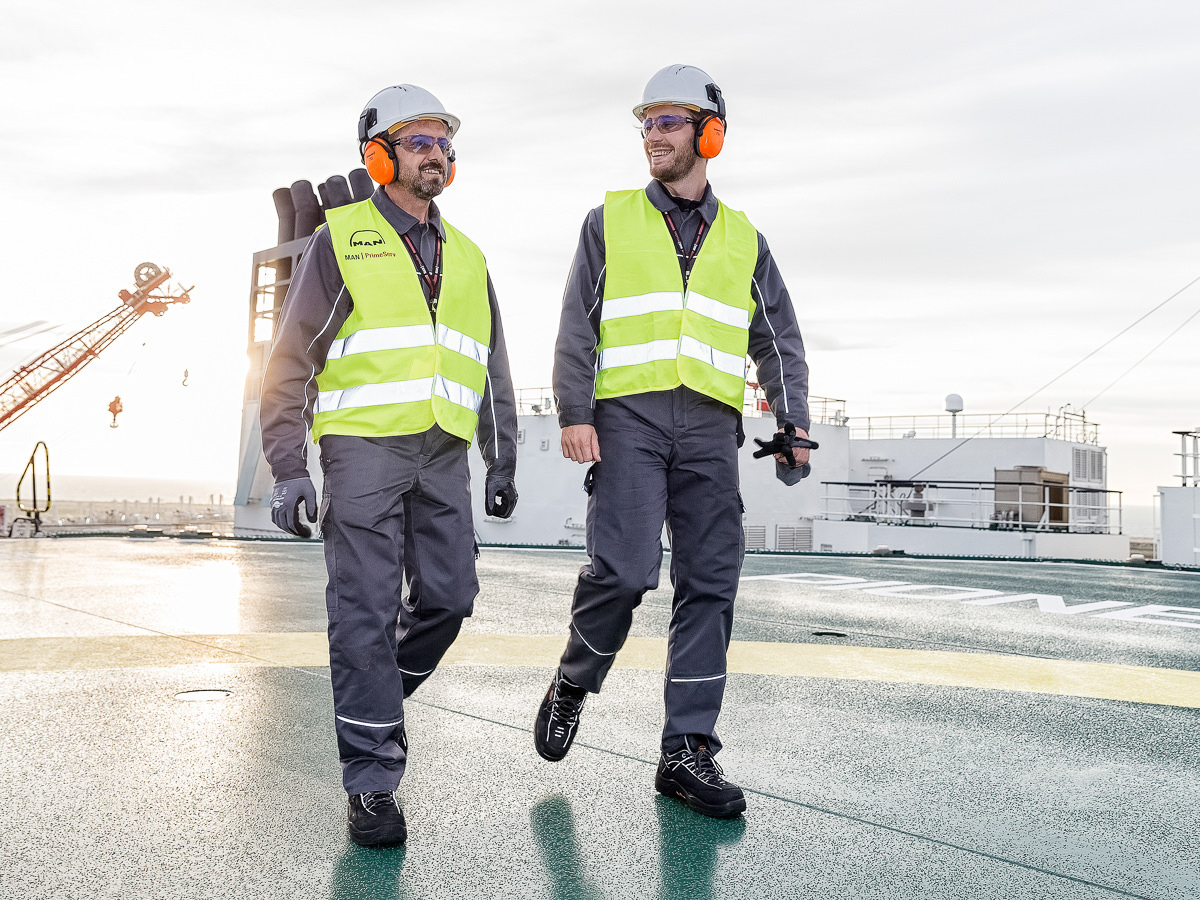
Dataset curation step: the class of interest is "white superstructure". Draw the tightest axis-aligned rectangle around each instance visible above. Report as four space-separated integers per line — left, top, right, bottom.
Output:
1157 429 1200 567
234 377 1133 561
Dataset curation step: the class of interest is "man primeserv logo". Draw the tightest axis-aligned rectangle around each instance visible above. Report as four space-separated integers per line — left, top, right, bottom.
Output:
349 230 386 247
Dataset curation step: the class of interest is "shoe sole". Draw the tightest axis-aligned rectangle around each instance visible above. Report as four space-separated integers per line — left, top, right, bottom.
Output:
655 773 747 819
348 823 408 847
535 742 570 762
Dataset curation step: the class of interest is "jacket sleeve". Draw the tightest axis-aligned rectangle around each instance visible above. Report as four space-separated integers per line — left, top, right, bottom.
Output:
258 228 351 483
552 206 606 428
475 273 518 480
747 233 811 432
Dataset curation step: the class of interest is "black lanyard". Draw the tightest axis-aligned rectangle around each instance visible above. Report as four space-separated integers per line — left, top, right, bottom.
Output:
662 212 707 288
399 230 443 314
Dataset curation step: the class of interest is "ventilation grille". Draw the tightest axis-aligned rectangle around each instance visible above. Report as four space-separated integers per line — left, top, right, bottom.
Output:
744 525 767 550
776 521 814 552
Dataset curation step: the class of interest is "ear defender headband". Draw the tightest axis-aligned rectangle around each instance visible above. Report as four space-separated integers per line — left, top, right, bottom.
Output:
693 82 726 159
358 107 457 187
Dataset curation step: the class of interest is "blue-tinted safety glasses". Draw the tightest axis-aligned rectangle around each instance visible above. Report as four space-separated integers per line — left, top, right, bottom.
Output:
391 135 453 155
640 115 697 136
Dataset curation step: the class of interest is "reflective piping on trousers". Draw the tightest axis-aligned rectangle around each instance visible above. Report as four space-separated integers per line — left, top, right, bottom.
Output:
598 339 678 372
398 664 435 677
327 324 434 360
571 622 617 657
437 323 489 366
336 714 405 728
433 375 483 413
600 291 682 322
316 378 433 414
685 291 750 328
678 335 746 379
667 673 728 683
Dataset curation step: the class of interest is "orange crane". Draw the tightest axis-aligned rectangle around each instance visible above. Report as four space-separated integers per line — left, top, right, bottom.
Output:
0 262 192 433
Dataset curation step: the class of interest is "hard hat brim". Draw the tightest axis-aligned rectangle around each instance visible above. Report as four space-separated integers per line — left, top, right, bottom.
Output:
632 100 706 120
387 113 461 137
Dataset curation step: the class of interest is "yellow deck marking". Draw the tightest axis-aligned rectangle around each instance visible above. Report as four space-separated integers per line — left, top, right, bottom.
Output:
2 632 1198 710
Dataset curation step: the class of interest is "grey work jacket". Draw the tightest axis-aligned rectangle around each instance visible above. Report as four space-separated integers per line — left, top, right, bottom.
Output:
552 180 811 432
260 187 519 484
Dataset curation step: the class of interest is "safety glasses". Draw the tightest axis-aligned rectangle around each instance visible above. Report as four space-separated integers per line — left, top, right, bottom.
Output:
391 135 453 155
640 115 697 136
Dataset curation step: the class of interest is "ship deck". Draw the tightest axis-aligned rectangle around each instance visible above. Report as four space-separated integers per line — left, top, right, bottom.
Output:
2 538 1198 900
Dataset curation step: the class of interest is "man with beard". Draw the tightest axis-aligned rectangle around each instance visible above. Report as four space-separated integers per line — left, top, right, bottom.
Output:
534 65 812 819
260 84 518 846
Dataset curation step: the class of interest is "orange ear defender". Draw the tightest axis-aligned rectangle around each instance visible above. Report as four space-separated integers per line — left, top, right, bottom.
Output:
445 149 456 187
693 81 727 159
362 137 397 184
694 115 725 159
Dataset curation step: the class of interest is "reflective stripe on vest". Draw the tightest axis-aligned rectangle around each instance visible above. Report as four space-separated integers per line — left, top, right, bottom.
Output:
596 189 757 409
314 199 490 443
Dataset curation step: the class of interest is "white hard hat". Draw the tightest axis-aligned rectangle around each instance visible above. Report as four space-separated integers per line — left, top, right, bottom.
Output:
633 65 725 120
358 84 461 144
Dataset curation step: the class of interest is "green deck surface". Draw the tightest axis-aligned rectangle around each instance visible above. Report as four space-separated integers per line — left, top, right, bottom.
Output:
1 539 1197 899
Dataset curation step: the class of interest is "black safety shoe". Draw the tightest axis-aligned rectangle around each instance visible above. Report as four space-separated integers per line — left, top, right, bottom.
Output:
347 791 407 847
534 669 587 762
655 737 746 819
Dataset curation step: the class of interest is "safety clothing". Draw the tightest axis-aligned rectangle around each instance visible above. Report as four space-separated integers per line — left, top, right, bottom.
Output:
633 64 723 119
359 84 460 140
557 389 742 750
321 428 479 793
549 179 809 760
270 476 317 537
596 189 757 410
314 199 491 444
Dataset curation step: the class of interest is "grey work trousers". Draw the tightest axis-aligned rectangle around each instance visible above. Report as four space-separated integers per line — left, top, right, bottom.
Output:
319 429 478 794
558 388 744 752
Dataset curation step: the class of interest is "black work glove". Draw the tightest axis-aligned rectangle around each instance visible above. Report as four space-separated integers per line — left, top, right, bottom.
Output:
484 475 518 519
776 459 811 486
270 476 317 537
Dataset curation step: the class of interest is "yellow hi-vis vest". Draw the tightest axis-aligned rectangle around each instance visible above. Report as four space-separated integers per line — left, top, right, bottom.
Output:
312 199 491 444
596 189 757 410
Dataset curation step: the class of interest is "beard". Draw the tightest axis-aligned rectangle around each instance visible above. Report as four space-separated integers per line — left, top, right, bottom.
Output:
399 162 446 201
648 145 698 184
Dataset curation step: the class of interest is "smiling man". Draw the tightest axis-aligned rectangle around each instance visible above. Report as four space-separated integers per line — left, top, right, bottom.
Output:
535 65 812 819
260 84 517 846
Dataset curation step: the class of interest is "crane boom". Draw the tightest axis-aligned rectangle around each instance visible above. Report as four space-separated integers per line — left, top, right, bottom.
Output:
0 262 192 433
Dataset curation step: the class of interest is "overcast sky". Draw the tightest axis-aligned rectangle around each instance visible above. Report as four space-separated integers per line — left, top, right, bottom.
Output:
0 0 1197 509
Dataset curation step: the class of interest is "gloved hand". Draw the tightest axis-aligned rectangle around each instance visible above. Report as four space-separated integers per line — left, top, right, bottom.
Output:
484 475 518 519
776 459 811 486
270 476 317 537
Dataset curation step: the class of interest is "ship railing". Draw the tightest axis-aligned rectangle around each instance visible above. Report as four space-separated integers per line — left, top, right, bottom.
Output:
819 480 1123 534
848 410 1100 443
515 388 558 416
516 387 850 426
742 387 847 425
